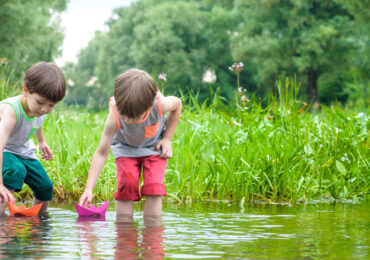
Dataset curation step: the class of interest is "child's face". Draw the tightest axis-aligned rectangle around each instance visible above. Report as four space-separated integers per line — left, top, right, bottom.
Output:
25 92 58 118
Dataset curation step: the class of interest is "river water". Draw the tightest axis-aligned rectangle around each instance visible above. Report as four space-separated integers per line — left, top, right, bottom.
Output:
0 201 368 259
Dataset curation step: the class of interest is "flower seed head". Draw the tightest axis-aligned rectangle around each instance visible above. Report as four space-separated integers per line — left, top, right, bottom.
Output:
0 57 8 66
158 72 167 81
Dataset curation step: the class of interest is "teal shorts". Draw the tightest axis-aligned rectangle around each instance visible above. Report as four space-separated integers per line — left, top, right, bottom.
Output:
2 152 53 201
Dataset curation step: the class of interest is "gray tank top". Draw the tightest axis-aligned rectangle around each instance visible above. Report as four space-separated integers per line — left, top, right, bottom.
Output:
110 95 167 158
0 96 47 159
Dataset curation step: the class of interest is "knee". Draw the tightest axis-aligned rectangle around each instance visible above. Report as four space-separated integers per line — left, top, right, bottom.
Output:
2 164 26 190
2 153 26 181
33 180 53 201
115 178 140 201
41 179 53 192
124 178 139 189
116 178 139 194
141 183 167 196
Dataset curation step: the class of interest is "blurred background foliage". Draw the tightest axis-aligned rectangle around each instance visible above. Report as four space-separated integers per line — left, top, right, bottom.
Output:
0 0 67 79
1 0 369 110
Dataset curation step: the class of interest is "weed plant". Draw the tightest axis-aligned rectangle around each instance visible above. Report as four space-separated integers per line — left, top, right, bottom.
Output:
0 64 19 99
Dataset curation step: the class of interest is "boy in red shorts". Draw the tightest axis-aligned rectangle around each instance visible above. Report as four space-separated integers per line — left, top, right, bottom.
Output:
79 69 182 217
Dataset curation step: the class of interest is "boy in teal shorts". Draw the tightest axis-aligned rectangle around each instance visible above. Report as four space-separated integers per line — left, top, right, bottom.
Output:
0 62 66 215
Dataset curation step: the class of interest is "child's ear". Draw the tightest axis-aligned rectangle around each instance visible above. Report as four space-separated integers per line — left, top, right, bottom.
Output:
22 83 29 96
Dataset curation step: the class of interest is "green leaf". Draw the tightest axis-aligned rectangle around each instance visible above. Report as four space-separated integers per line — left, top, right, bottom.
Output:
335 160 347 174
304 144 313 155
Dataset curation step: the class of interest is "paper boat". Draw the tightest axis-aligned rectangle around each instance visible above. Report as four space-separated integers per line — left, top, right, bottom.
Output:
7 202 42 217
75 201 109 217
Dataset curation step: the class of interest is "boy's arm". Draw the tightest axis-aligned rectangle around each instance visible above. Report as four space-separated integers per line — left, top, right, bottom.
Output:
0 105 17 203
156 93 182 158
35 126 52 161
79 110 117 207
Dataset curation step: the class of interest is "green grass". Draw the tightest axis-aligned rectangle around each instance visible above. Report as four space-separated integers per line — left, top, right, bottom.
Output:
163 80 369 204
2 76 369 204
0 65 19 99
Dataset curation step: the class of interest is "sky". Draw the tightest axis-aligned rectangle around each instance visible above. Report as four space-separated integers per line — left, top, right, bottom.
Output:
56 0 135 66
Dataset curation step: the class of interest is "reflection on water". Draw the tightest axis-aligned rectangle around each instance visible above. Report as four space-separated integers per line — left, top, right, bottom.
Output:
0 201 368 259
114 215 164 259
75 214 165 259
0 214 51 258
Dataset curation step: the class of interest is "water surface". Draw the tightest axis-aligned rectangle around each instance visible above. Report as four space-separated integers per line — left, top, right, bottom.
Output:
0 201 368 259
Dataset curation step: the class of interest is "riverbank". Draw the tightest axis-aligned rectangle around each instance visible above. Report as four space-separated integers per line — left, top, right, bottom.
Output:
15 84 369 204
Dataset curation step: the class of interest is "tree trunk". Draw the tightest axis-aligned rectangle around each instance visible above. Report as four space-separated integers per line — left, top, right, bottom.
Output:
307 68 320 109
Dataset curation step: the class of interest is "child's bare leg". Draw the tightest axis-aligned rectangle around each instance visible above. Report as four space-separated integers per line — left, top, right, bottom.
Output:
144 196 162 216
116 214 134 223
116 200 134 216
0 203 6 215
144 214 162 227
33 198 48 215
0 190 14 215
0 202 8 215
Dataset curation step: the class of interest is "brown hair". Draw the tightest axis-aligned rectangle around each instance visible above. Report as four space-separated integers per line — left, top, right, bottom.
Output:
114 69 158 118
24 62 66 102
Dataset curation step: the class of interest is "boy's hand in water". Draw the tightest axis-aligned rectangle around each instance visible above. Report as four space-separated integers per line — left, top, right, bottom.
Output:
0 184 15 203
79 190 93 208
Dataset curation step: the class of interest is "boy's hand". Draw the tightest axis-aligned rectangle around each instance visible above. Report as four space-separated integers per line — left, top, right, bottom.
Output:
0 184 15 204
39 141 53 161
156 138 172 159
79 190 93 208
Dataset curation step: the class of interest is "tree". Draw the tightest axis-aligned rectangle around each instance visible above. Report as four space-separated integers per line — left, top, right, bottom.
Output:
0 0 67 81
67 0 235 107
132 2 233 97
63 32 109 110
335 0 370 74
230 0 354 105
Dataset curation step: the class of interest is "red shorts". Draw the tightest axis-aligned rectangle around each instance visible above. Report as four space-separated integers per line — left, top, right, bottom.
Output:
114 155 167 201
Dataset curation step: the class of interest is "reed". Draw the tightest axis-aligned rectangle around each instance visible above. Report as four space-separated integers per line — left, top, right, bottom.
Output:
0 63 19 100
167 79 369 204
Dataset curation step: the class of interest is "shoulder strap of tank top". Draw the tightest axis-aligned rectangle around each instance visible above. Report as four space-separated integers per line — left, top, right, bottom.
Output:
109 97 121 129
157 94 163 118
0 97 20 125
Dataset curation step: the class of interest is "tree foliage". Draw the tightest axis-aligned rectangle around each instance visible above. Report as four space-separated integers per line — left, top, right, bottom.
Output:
65 0 235 108
64 0 368 109
0 0 67 81
230 0 356 104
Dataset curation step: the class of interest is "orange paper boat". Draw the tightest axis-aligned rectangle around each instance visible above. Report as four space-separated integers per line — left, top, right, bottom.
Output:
7 202 42 217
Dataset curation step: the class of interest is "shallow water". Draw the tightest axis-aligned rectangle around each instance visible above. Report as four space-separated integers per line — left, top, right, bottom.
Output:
0 201 369 259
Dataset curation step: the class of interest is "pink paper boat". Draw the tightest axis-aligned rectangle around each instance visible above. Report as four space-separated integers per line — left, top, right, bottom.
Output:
75 201 109 217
